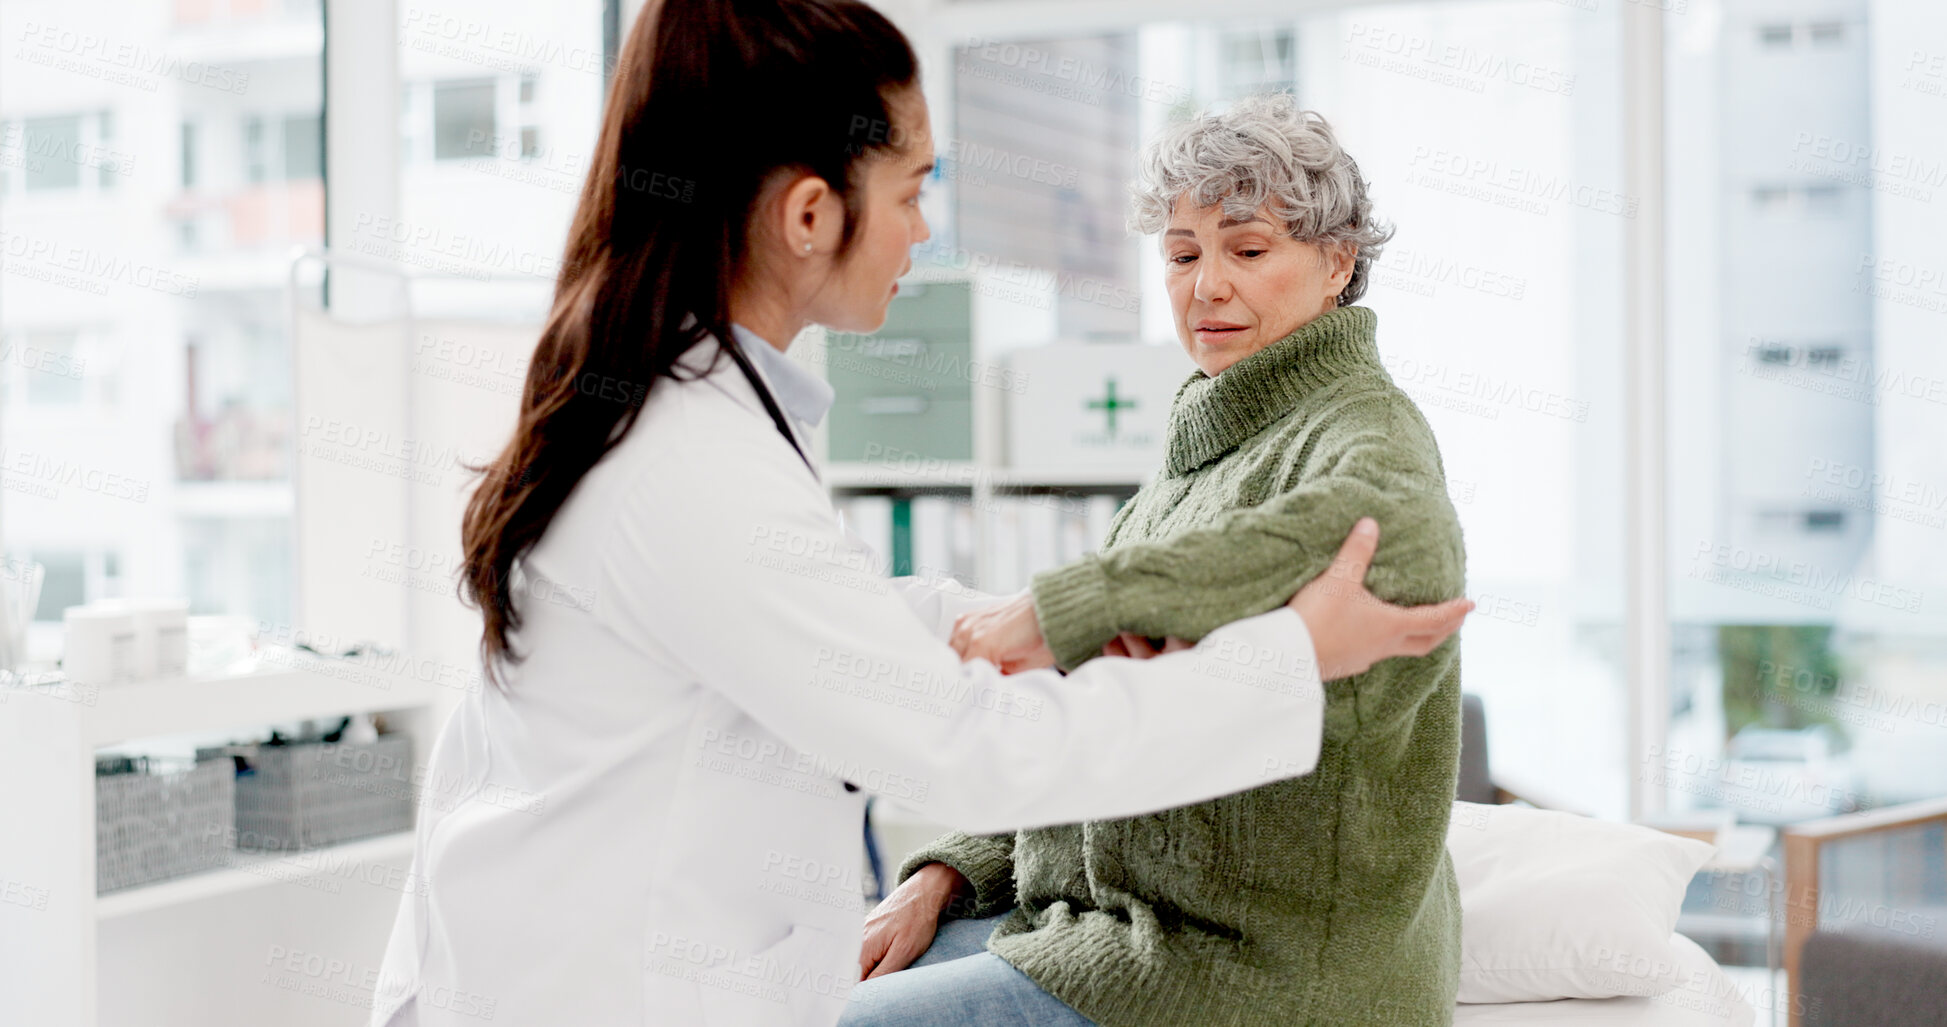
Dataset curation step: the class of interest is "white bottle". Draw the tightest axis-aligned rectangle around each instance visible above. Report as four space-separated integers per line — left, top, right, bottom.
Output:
128 598 191 679
62 606 136 686
89 598 192 681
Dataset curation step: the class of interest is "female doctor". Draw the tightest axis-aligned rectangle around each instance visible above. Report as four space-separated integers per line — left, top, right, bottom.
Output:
371 2 1472 1025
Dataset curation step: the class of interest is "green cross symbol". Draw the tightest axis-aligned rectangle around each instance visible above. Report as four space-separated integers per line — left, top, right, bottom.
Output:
1085 378 1137 436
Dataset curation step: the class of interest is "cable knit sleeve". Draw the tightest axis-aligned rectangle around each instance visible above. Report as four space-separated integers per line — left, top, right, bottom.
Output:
1030 396 1466 693
896 831 1018 919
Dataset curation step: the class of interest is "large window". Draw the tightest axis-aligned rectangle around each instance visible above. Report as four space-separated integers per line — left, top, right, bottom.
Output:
0 0 322 630
947 1 1633 817
1659 0 1947 821
9 0 1940 820
0 0 613 634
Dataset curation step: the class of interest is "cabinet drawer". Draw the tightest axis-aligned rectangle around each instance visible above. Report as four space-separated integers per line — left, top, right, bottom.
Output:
880 280 972 338
825 334 975 401
822 280 974 400
827 395 973 463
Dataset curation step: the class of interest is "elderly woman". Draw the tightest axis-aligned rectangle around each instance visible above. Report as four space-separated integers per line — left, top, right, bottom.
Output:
840 95 1468 1026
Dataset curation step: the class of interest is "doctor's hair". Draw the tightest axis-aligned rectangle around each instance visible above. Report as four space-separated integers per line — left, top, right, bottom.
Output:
459 0 920 685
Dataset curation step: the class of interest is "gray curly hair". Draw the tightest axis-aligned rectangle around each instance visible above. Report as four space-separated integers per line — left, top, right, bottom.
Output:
1131 94 1393 307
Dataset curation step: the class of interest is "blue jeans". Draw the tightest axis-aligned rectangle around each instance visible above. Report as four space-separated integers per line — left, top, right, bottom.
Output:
839 913 1095 1026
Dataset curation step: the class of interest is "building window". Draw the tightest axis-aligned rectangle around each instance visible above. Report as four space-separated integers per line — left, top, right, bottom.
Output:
434 79 497 160
181 121 198 188
244 115 266 183
23 115 81 191
32 551 85 621
517 72 541 159
1220 27 1298 98
282 113 321 179
20 332 86 405
1 113 119 196
96 112 119 188
1803 510 1845 531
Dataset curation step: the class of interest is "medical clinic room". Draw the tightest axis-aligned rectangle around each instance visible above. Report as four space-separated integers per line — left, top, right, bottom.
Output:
6 0 1947 1024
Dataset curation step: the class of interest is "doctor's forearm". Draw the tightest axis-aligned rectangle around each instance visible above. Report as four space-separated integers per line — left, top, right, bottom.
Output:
891 576 1012 642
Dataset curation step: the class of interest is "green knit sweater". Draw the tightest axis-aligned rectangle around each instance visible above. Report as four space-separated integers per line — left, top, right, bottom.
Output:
898 306 1467 1027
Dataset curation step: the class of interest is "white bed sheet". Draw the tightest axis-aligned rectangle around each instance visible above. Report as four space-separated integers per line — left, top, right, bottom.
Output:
1454 936 1758 1027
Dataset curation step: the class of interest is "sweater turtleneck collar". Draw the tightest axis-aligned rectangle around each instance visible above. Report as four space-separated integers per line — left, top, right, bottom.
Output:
1165 305 1386 476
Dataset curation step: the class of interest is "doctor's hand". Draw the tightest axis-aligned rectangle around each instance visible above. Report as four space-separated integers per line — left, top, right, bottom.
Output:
949 592 1054 674
858 862 969 980
1290 517 1474 680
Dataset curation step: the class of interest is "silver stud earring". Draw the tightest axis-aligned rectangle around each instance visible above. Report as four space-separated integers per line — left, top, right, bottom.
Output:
803 242 813 254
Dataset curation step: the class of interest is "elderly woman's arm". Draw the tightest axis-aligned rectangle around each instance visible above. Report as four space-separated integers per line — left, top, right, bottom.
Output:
1029 396 1464 696
867 478 1468 980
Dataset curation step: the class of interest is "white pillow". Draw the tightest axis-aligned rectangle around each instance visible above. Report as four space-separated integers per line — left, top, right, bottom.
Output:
1448 801 1716 1003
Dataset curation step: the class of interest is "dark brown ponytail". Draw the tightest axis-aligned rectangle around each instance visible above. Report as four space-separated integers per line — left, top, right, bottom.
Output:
459 0 919 684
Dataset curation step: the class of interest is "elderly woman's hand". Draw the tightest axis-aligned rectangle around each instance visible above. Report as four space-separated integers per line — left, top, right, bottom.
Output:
949 592 1054 673
857 862 969 980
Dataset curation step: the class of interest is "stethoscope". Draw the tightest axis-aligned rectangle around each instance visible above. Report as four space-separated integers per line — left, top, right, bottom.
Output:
719 331 816 478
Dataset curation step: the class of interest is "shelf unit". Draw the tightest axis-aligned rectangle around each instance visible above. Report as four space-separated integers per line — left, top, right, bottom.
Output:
95 831 416 922
823 461 1154 495
823 461 1148 592
800 270 1152 593
0 658 445 1026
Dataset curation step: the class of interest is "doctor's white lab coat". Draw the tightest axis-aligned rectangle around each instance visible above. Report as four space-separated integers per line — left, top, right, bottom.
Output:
371 332 1325 1027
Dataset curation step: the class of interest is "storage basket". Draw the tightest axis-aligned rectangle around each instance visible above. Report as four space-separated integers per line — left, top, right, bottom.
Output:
95 757 236 894
226 734 414 852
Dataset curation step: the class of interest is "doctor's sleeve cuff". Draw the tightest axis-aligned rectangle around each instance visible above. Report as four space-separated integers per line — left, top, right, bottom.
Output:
896 831 1018 920
1030 555 1118 674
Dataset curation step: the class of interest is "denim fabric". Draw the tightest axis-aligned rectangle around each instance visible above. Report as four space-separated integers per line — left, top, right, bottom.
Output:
839 914 1095 1026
